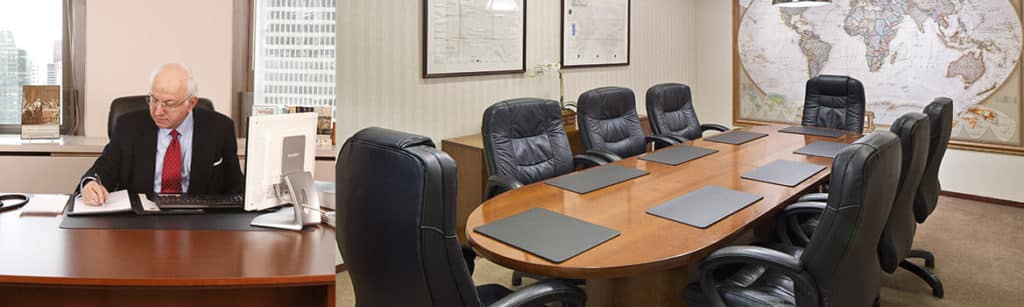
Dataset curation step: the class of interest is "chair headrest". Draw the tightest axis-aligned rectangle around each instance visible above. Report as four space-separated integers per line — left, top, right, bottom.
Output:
647 83 691 111
808 74 862 97
350 127 436 150
483 98 562 138
578 86 637 120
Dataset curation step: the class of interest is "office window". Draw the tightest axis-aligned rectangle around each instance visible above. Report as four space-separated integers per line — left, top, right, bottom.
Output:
252 0 336 108
0 0 63 128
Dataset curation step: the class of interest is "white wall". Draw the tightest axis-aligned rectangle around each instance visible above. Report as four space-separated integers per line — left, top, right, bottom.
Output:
337 0 698 143
694 0 734 127
84 0 234 138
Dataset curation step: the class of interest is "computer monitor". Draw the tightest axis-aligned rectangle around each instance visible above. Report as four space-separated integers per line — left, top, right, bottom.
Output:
244 112 320 230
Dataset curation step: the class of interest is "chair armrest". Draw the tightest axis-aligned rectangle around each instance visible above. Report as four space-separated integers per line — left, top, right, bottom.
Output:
645 135 679 149
700 123 730 133
699 246 819 307
798 193 829 203
485 174 525 200
664 135 689 143
573 153 608 169
783 201 828 215
776 201 827 246
489 279 586 307
584 149 622 163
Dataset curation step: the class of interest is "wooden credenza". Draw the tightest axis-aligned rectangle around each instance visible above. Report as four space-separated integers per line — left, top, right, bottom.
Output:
442 116 651 242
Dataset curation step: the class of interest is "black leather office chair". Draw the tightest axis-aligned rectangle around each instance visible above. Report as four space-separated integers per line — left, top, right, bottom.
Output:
576 87 679 160
781 112 944 298
684 131 902 307
916 98 952 223
108 95 214 137
646 83 729 143
337 127 586 307
482 98 608 199
481 98 605 286
802 75 866 133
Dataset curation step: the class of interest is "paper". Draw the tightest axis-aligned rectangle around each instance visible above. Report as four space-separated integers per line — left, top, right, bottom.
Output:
69 190 133 216
336 244 344 267
19 194 70 217
137 194 160 212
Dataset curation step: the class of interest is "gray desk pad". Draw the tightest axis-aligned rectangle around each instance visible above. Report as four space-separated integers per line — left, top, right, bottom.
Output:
741 159 827 187
793 141 850 158
545 164 649 194
639 145 718 166
59 211 281 231
646 186 764 228
473 208 620 263
703 131 769 145
779 125 847 138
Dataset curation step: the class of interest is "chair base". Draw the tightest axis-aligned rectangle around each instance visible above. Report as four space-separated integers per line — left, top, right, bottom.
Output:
907 249 935 268
899 259 944 298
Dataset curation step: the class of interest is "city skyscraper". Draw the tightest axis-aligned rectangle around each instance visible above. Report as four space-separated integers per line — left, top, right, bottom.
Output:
47 40 60 85
254 0 336 107
0 30 30 124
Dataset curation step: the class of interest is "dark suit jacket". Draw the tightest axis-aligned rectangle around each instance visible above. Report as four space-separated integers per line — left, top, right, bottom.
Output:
83 108 244 195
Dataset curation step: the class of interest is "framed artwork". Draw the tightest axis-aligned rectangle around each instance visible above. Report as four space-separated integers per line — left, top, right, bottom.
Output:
733 0 1024 155
21 85 60 139
561 0 630 68
423 0 526 78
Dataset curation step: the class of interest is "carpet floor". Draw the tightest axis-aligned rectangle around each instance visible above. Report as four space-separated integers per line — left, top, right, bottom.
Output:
336 196 1024 306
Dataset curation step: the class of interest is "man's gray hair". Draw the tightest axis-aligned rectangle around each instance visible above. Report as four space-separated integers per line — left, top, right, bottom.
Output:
147 63 198 98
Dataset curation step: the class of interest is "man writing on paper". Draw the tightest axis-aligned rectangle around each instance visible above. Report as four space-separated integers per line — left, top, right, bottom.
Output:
79 63 243 205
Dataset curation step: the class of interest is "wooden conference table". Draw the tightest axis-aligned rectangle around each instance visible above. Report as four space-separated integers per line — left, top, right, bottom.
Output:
466 125 860 307
0 205 336 307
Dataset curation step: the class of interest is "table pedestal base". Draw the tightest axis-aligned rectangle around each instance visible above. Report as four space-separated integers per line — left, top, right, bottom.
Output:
585 266 691 307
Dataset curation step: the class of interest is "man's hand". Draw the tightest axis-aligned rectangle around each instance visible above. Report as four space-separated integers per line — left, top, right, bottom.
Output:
82 181 109 206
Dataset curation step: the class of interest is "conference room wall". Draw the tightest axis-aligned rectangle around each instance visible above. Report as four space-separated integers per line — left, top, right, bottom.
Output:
691 2 1024 203
336 0 699 144
83 0 235 138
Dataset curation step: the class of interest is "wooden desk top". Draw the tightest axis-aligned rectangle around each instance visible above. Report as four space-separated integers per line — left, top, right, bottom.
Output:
0 135 338 159
0 205 336 287
466 125 860 279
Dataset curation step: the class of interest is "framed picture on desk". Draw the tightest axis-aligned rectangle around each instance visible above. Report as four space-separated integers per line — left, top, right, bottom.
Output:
422 0 526 78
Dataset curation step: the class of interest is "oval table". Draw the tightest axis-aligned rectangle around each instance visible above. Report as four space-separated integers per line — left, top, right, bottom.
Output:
467 125 860 307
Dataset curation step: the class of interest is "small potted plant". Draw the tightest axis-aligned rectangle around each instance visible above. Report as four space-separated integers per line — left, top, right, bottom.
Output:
528 61 576 130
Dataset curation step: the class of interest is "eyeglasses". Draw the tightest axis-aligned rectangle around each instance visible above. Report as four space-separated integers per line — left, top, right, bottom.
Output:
148 95 192 111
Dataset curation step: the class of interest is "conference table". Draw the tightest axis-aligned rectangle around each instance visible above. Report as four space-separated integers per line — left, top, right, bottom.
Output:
466 125 861 307
0 203 336 307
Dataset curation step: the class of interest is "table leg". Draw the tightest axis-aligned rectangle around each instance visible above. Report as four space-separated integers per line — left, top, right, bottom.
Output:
584 266 690 307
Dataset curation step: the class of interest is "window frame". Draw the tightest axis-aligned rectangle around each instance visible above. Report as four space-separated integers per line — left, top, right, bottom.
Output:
0 0 85 135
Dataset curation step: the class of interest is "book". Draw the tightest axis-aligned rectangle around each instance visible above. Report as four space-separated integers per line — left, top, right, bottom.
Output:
19 194 70 217
21 85 60 139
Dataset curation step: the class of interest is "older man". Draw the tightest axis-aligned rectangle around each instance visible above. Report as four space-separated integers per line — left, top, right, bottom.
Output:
80 63 243 205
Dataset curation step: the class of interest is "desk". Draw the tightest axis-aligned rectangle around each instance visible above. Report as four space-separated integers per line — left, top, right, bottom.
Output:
0 135 338 194
0 205 336 307
466 125 859 307
442 116 651 242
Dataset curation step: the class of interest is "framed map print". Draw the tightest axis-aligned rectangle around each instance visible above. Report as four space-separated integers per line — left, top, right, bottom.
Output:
561 0 630 68
423 0 526 78
733 0 1024 155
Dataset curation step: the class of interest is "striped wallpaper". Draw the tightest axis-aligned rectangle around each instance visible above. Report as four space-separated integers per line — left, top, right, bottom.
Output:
337 0 699 144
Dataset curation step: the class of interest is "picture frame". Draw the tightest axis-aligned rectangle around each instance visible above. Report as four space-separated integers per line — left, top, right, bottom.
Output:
21 85 61 139
561 0 630 68
422 0 526 78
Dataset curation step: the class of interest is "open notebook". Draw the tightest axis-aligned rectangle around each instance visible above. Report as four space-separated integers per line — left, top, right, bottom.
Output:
68 190 135 216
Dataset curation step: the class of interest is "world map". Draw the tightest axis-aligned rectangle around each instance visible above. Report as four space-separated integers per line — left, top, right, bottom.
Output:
737 0 1023 144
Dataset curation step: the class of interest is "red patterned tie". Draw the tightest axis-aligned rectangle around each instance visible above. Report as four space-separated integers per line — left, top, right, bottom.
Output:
161 129 182 193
